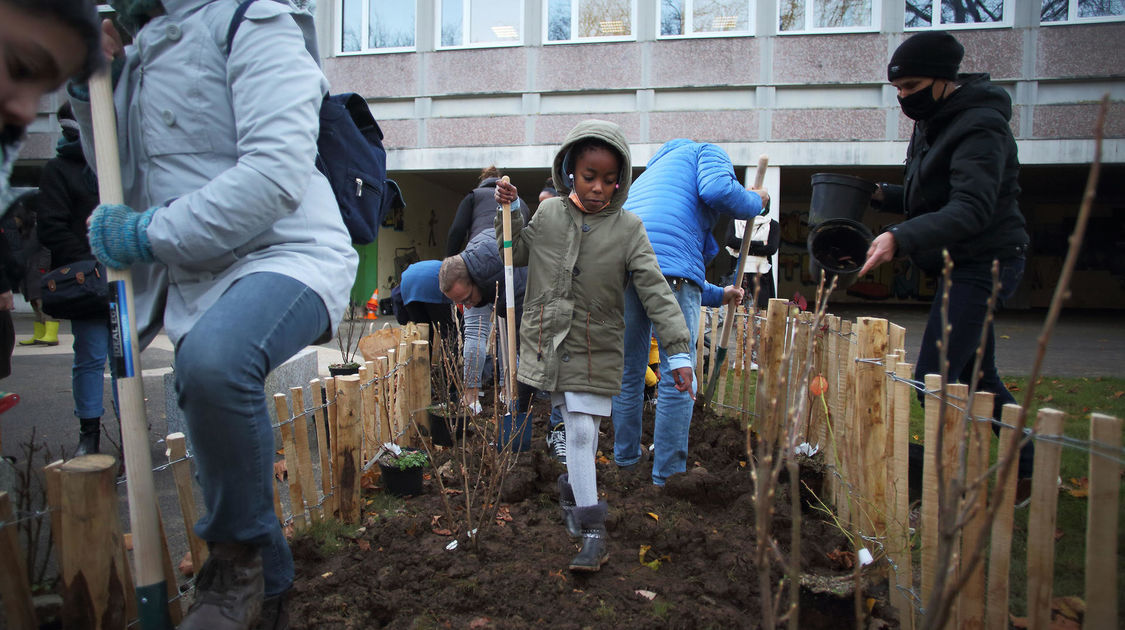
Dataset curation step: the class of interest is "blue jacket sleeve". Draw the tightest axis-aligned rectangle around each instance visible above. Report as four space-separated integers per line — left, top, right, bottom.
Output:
696 144 763 221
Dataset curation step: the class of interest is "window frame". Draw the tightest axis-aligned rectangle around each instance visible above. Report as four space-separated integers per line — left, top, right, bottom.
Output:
336 0 417 56
656 0 756 39
435 0 526 50
541 0 640 45
776 0 883 35
1039 0 1125 25
903 0 1015 30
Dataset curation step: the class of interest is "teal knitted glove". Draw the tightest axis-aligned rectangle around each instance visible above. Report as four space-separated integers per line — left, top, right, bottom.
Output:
88 204 157 269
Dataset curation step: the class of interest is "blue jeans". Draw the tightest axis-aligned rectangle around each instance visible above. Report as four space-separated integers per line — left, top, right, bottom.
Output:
71 317 111 419
462 305 492 388
175 273 328 597
612 279 700 485
914 257 1033 478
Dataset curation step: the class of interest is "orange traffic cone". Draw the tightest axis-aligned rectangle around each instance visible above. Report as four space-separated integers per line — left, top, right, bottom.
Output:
365 289 379 319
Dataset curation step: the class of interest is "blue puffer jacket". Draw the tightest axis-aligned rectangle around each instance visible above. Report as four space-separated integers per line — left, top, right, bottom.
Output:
624 139 765 307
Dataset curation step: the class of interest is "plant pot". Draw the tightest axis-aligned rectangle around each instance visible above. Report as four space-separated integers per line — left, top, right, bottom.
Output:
806 219 873 290
379 462 424 497
428 407 468 447
498 411 532 453
329 363 361 377
808 173 875 227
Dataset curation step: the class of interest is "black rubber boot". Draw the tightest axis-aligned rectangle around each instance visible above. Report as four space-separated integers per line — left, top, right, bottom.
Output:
557 474 581 540
568 501 609 572
255 591 289 630
74 417 101 457
179 542 264 630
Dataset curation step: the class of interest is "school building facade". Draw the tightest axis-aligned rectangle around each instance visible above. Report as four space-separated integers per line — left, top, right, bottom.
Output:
15 1 1125 309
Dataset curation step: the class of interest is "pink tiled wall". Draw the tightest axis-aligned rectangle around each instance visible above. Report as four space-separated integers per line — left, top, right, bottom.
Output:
426 116 528 147
649 110 759 143
1034 102 1125 138
773 34 886 84
323 54 417 97
536 43 642 92
955 29 1023 80
772 108 884 140
425 47 528 95
379 119 419 149
1036 23 1125 79
533 113 641 145
650 38 759 88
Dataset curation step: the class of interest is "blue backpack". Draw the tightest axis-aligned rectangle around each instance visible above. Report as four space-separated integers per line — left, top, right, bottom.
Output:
226 0 403 244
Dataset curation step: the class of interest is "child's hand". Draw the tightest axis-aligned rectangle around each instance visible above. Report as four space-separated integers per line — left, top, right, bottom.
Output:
749 186 770 211
671 367 695 399
101 19 125 62
494 180 519 206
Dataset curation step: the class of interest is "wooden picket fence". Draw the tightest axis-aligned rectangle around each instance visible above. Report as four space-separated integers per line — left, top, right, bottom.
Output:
0 323 432 628
702 298 1122 629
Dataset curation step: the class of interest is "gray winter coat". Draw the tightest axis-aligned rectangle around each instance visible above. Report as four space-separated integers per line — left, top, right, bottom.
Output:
72 0 357 345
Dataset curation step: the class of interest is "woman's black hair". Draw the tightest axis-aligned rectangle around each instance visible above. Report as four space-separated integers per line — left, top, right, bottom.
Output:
5 0 103 82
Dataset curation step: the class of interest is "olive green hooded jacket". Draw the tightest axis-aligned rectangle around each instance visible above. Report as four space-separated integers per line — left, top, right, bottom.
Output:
496 120 690 396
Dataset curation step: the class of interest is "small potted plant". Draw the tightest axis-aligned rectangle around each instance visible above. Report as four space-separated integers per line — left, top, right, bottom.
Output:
329 300 366 377
427 402 469 447
378 443 428 497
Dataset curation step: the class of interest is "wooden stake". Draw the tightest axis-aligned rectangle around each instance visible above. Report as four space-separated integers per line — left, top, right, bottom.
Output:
155 509 182 624
166 433 207 572
890 361 914 630
1026 408 1064 630
323 376 339 518
59 455 130 629
273 394 306 532
756 298 788 450
44 459 64 562
358 362 374 462
855 317 888 535
889 323 906 360
310 379 333 519
412 340 432 444
290 387 321 524
1084 413 1121 630
920 374 942 609
334 375 363 524
0 491 37 628
375 356 392 446
959 391 994 630
986 404 1021 630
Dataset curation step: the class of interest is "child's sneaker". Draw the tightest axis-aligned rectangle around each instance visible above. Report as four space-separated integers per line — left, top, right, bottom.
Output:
546 425 567 464
0 392 19 415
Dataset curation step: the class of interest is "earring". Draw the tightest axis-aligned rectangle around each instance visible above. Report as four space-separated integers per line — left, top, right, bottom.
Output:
614 183 619 189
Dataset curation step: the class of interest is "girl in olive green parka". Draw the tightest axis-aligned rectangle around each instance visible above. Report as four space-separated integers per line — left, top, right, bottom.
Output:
495 120 691 572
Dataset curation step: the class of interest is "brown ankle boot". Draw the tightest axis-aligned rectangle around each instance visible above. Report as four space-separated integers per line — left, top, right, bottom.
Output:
179 542 264 630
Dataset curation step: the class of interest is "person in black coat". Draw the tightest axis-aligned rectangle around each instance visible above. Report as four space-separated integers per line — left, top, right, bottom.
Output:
859 31 1033 486
36 102 111 456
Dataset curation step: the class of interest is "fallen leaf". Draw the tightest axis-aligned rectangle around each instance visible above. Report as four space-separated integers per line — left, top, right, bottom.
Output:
432 528 453 536
468 617 492 629
639 545 661 570
647 512 659 522
1000 335 1010 340
1114 391 1124 399
1010 614 1029 629
865 597 876 612
548 569 567 582
360 468 380 490
1065 478 1089 498
443 488 464 495
321 571 332 579
356 539 370 551
635 590 657 601
826 548 856 570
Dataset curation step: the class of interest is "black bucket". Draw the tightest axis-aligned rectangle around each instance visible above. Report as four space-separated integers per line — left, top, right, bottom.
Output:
809 173 876 226
807 219 874 289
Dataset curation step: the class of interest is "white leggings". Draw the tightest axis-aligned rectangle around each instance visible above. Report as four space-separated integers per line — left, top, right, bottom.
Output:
559 402 602 507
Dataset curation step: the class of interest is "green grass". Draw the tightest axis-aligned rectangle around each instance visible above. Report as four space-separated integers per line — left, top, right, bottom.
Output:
905 375 1125 616
297 518 363 556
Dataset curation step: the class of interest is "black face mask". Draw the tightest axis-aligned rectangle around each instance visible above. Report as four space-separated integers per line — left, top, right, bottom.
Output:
898 85 944 121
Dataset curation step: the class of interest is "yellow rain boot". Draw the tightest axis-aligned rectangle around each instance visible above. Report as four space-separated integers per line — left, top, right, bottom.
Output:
38 320 60 346
18 321 45 345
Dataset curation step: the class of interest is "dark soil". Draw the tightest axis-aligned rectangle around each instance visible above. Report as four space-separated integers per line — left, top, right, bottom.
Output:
286 397 898 629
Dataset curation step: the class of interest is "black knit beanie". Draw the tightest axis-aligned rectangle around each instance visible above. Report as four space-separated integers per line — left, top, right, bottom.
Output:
887 31 964 82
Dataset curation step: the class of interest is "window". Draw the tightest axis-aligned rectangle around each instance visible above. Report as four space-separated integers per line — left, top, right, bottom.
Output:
439 0 523 47
778 0 879 32
905 1 1012 28
660 0 753 36
339 0 415 53
545 0 636 42
1041 0 1125 22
